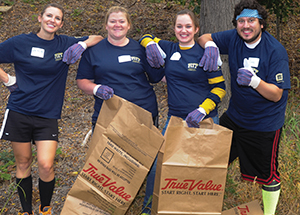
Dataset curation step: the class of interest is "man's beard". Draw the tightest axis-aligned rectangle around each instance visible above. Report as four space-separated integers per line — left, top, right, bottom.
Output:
239 29 262 44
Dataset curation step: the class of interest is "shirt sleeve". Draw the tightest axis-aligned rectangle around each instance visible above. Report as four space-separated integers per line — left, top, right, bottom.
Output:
76 48 95 80
211 29 236 55
199 68 226 115
139 34 161 47
0 37 15 63
267 47 291 90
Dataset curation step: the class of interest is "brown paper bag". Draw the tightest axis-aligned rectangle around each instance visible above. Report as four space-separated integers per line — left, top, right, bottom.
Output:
221 200 263 215
86 95 160 164
61 96 164 215
152 116 233 215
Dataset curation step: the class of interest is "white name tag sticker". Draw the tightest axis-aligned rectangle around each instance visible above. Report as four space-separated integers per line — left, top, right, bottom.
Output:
170 52 181 61
248 57 259 68
31 47 45 58
118 55 131 63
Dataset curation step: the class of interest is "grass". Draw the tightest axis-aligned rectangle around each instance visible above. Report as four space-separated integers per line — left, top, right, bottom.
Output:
221 92 300 214
0 147 63 214
0 150 15 181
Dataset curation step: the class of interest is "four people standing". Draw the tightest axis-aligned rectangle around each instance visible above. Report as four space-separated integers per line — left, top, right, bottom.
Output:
0 0 292 214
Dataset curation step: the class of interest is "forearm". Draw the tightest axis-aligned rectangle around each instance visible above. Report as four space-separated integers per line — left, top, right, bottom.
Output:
200 82 226 115
84 35 104 47
197 34 213 48
0 68 9 83
255 80 283 102
76 79 97 95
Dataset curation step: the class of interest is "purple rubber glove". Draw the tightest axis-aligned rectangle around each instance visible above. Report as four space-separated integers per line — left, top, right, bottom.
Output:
4 74 18 92
146 42 165 68
237 67 261 89
93 85 114 100
186 107 207 128
199 41 222 71
63 42 87 64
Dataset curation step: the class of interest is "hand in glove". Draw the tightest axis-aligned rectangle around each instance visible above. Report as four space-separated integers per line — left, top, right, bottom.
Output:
186 107 206 128
4 74 18 92
146 41 166 68
237 59 261 89
63 41 87 64
93 85 114 100
199 41 222 71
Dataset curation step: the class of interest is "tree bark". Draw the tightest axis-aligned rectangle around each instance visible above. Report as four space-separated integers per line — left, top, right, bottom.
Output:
200 0 240 115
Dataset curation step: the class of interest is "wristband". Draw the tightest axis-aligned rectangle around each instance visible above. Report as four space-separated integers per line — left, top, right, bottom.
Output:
197 106 207 115
93 84 101 95
78 41 87 50
205 41 217 48
4 74 16 86
250 75 261 89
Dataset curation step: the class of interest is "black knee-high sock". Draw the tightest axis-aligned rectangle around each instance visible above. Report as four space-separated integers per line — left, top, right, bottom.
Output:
39 177 55 209
16 175 32 213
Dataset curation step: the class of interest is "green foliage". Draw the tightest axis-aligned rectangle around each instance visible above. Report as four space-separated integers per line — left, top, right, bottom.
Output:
31 14 37 21
0 150 15 181
170 36 177 41
224 176 237 199
0 149 15 163
177 0 201 14
56 147 63 155
0 161 13 181
258 0 299 23
3 0 15 6
71 8 83 17
146 0 162 2
22 0 49 3
0 12 3 21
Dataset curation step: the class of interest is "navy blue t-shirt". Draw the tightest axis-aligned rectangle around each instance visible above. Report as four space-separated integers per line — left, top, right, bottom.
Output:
158 40 223 119
77 38 164 122
212 29 291 131
0 33 88 119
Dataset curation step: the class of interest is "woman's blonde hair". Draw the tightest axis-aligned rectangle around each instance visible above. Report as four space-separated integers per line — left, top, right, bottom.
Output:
104 6 132 27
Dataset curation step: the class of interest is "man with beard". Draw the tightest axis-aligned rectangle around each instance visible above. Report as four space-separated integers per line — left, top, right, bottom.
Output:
197 0 290 214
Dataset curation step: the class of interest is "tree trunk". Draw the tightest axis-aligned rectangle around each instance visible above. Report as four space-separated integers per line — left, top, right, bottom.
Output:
276 15 280 41
200 0 240 115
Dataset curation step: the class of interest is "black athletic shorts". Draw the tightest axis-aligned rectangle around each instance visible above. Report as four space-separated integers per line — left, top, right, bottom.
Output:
0 109 59 142
220 112 281 185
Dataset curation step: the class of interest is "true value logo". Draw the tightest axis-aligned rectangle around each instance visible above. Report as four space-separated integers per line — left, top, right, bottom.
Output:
235 205 250 215
82 163 131 201
160 178 223 196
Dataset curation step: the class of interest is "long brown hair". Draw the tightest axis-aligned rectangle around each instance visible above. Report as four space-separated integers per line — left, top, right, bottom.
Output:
34 3 65 34
174 9 200 30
